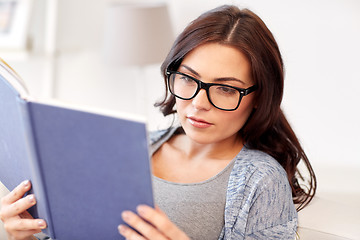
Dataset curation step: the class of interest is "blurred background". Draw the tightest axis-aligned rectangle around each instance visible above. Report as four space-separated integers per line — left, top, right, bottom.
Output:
1 0 360 238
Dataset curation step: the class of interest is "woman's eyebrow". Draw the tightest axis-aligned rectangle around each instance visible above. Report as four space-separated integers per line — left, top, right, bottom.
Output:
214 77 246 85
180 64 246 85
179 64 201 77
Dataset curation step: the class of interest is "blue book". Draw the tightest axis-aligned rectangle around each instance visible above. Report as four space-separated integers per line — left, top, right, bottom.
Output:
0 59 154 240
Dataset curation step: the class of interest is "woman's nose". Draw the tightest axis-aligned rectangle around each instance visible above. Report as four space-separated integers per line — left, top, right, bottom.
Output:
191 89 211 110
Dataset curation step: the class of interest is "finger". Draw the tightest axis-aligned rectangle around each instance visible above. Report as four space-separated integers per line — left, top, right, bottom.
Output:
3 218 45 240
137 205 189 240
0 194 36 219
121 210 168 240
5 218 47 232
118 224 146 240
1 180 31 205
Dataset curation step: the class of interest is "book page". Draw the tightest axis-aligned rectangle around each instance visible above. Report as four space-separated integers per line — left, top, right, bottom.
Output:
0 58 29 98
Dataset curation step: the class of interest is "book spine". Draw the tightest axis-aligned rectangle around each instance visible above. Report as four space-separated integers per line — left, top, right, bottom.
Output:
17 99 55 238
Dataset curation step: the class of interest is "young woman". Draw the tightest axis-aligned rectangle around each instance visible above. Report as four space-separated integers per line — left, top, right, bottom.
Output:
0 5 316 240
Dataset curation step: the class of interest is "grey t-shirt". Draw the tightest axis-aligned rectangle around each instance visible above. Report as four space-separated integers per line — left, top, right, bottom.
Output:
153 159 235 240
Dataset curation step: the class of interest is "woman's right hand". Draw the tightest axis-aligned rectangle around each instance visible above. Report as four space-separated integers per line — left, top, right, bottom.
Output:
0 180 47 240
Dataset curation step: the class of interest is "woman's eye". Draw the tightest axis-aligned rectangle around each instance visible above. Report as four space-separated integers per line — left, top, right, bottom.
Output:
179 75 194 84
216 86 237 95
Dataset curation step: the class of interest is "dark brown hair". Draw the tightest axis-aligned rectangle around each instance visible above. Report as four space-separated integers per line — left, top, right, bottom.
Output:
156 5 316 211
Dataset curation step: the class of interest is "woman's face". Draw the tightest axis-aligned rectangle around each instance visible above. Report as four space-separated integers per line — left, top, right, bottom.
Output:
175 43 256 145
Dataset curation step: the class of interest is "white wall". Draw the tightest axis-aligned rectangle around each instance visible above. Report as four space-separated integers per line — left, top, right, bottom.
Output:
4 0 360 188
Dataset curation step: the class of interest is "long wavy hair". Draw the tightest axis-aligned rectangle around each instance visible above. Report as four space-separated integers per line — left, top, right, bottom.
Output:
155 5 316 211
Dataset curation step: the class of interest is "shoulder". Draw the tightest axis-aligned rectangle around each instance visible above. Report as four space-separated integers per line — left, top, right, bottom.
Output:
148 127 182 155
238 147 282 170
148 128 170 145
230 147 289 190
148 126 183 145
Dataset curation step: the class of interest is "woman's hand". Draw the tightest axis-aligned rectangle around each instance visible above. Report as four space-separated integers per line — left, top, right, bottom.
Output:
118 205 189 240
0 180 47 240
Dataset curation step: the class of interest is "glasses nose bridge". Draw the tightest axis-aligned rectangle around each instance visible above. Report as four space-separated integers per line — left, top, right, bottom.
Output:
197 80 211 92
194 79 212 102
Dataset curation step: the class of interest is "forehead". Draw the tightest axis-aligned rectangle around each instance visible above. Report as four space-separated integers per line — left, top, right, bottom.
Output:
181 43 252 82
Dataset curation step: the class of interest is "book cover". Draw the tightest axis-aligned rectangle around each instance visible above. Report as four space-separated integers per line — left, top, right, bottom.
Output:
0 59 154 239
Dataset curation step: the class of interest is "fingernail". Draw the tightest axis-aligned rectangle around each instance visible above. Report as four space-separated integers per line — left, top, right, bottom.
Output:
23 180 30 188
137 205 147 216
118 224 127 234
28 195 35 204
38 220 46 229
121 211 131 221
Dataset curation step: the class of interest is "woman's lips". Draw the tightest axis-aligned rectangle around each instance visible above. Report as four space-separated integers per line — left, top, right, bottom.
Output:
187 116 213 128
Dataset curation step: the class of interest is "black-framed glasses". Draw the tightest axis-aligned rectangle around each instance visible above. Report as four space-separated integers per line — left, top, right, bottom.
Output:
167 70 257 111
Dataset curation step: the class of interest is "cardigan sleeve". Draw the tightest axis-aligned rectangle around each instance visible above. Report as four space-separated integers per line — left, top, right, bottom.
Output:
243 173 297 239
223 148 298 240
245 219 297 240
243 163 297 239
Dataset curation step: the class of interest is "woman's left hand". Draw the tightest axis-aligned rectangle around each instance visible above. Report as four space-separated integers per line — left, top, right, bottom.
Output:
118 205 190 240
